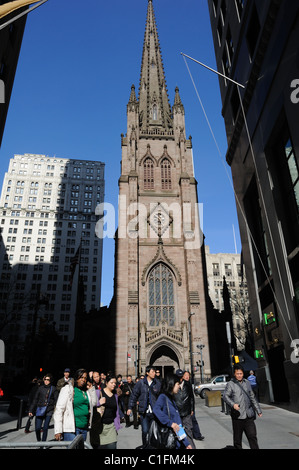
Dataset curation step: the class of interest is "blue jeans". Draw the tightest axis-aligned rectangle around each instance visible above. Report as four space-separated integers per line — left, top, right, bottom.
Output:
140 412 154 445
35 415 52 441
64 427 88 442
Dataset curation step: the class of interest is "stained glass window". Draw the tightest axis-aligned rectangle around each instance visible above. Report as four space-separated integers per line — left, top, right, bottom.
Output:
161 158 171 189
148 263 175 326
144 158 154 189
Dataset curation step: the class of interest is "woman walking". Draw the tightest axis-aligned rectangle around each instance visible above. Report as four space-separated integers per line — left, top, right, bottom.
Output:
153 373 192 449
28 373 57 443
97 374 121 449
54 368 97 442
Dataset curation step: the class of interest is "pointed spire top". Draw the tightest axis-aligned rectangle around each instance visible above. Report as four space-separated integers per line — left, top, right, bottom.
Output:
174 86 181 104
173 86 185 114
138 0 173 132
128 84 137 103
127 84 138 113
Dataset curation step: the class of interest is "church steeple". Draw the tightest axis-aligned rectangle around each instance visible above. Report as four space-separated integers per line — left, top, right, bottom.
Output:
138 0 173 132
115 0 211 383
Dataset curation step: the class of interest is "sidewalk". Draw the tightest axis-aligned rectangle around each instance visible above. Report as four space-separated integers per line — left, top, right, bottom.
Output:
0 397 299 449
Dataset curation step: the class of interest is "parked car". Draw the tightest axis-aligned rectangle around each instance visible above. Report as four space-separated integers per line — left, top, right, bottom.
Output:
194 374 230 398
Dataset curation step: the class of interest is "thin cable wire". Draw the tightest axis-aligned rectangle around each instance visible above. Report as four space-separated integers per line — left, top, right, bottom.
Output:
182 55 294 344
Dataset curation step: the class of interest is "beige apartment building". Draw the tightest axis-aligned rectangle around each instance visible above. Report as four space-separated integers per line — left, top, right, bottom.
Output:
205 246 250 351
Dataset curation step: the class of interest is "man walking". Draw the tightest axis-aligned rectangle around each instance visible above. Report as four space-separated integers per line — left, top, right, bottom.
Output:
56 368 74 392
183 370 204 441
223 364 262 449
123 375 138 428
127 366 161 446
173 369 196 449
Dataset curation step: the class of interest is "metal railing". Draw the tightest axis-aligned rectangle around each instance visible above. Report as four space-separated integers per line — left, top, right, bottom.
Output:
0 434 92 449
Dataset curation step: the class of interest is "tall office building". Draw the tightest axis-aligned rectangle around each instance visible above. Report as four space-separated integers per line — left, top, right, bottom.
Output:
112 0 211 379
208 0 299 410
0 153 104 375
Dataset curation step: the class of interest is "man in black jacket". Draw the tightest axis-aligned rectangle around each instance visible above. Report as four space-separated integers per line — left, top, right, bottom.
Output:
173 369 196 449
123 375 138 428
127 366 161 446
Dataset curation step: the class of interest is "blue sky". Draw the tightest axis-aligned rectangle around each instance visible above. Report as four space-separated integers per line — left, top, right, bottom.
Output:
0 0 241 306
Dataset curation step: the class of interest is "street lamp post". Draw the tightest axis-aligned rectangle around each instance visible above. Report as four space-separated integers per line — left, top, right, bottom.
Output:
226 321 234 377
132 345 138 379
197 344 205 382
188 312 195 384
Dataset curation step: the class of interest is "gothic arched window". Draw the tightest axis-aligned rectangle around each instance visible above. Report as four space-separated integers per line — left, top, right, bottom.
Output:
153 104 158 121
161 158 171 189
148 263 175 327
144 158 154 189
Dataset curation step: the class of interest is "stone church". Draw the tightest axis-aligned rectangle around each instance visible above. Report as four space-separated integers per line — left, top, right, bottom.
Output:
113 0 211 380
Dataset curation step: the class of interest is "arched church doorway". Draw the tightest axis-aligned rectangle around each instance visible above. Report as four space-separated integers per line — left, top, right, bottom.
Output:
149 344 180 378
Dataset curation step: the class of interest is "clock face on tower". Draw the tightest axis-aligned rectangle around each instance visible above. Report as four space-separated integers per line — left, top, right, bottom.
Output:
148 203 172 237
153 212 165 227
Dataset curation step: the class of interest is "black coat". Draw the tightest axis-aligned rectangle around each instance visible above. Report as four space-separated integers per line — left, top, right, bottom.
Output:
122 381 135 406
173 380 194 418
29 384 58 416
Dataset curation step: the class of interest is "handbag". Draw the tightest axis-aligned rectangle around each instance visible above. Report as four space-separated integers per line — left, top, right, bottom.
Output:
230 407 240 419
36 386 53 417
146 397 177 449
230 381 256 419
36 405 47 417
235 380 257 419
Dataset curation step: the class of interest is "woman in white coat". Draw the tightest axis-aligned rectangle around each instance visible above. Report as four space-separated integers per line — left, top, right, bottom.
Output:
54 368 97 442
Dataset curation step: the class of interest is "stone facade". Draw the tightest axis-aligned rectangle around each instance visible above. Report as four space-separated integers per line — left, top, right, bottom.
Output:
113 1 211 380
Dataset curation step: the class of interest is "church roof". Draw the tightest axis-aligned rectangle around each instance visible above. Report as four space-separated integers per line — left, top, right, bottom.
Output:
138 0 173 132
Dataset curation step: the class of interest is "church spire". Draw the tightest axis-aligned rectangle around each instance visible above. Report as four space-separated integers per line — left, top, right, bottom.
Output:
138 0 173 133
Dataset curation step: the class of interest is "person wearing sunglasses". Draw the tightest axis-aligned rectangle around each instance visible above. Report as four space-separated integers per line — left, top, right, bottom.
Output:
28 373 58 443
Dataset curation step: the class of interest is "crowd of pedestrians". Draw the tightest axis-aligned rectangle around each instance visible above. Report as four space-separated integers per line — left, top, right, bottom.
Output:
24 363 261 449
24 365 206 449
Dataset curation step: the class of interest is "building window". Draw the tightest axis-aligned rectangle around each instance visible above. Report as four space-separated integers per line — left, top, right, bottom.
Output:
220 0 226 26
235 0 245 22
212 0 218 17
148 263 175 327
213 263 220 276
144 158 154 189
266 120 299 255
284 139 299 213
225 263 232 277
226 26 234 69
244 177 272 286
230 85 240 122
246 2 260 60
161 158 171 189
222 47 230 78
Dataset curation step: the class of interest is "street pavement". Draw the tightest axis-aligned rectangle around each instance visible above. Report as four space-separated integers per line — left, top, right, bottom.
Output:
0 397 299 450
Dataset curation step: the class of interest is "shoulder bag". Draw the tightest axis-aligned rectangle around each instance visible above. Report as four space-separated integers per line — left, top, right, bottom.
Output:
230 380 256 419
36 386 53 417
147 397 177 449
